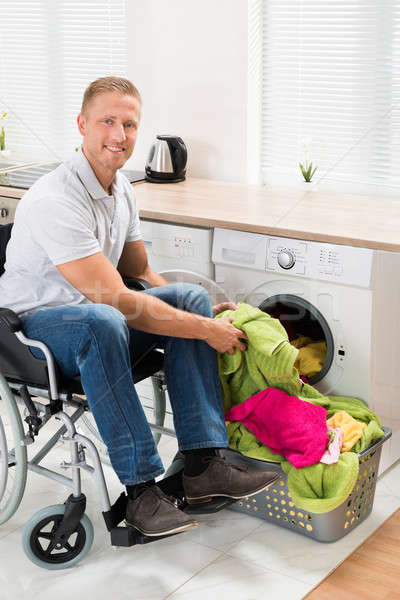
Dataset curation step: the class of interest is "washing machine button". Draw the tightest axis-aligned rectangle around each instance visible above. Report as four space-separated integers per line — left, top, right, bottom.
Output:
277 250 296 269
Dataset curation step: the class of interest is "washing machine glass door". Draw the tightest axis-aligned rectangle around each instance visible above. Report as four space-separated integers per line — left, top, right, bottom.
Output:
259 293 334 386
159 269 229 305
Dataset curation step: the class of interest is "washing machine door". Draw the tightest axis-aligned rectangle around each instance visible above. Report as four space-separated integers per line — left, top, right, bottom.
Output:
246 281 344 393
159 269 229 305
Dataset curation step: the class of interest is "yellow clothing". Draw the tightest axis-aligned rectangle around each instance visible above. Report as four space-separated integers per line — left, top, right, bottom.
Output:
291 336 327 378
326 410 367 452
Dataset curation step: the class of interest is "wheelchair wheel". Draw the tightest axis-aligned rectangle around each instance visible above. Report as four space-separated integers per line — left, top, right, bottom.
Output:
22 504 94 570
0 374 28 525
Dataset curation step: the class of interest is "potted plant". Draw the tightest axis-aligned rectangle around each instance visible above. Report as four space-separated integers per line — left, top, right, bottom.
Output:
299 137 317 186
0 113 10 159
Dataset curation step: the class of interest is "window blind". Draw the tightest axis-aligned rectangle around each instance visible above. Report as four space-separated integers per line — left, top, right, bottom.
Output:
260 1 400 196
0 0 128 162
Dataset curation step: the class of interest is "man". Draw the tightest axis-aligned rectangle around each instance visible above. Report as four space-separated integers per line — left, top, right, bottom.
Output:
0 76 278 537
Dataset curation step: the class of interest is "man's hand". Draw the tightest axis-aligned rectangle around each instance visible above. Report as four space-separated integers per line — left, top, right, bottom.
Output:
204 316 247 355
212 301 239 316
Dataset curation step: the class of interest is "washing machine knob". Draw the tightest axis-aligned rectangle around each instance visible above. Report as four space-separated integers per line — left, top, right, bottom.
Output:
277 249 295 269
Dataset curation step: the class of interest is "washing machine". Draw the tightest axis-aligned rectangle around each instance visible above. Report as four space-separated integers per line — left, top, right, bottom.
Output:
136 220 229 424
140 219 228 304
212 227 400 472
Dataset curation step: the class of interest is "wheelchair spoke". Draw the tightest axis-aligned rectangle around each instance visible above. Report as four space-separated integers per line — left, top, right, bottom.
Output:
44 541 57 557
8 450 16 467
37 532 53 541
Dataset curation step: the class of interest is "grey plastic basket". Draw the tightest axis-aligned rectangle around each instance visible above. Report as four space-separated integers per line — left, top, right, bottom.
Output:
226 426 392 542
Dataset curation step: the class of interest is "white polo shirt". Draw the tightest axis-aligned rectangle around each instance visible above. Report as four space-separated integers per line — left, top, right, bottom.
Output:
0 148 141 316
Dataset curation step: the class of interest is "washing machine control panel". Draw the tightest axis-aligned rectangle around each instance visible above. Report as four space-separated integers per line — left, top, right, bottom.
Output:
213 228 373 288
268 238 308 275
267 235 373 287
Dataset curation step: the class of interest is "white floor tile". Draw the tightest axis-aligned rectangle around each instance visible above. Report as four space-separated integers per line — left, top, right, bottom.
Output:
168 555 311 600
377 459 400 498
0 526 221 600
179 508 264 552
226 487 400 586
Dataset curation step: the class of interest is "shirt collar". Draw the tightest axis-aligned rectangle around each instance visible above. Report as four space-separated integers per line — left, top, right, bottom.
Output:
73 147 114 200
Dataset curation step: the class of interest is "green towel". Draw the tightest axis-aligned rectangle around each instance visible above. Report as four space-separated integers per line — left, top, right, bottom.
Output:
281 452 360 514
312 395 382 426
219 303 384 513
218 303 301 412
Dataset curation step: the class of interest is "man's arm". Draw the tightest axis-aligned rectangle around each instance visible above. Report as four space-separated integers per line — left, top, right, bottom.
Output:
118 240 240 317
117 240 168 287
57 252 247 354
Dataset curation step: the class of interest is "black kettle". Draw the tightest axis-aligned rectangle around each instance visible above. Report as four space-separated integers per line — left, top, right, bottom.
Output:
145 135 187 183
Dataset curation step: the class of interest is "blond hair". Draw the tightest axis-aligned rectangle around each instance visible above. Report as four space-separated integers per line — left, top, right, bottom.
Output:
81 76 141 114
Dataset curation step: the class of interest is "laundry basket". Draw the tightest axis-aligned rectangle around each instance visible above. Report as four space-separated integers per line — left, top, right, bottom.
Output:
227 427 392 542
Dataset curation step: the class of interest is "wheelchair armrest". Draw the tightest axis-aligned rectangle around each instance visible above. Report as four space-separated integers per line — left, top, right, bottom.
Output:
0 307 22 332
122 277 152 291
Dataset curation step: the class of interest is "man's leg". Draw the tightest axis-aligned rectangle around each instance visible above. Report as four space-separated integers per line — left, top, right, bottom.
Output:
21 303 164 484
129 283 280 503
129 283 228 451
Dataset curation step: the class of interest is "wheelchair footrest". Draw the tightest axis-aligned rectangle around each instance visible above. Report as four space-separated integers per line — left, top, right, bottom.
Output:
158 467 238 515
104 480 237 548
110 525 179 547
102 492 128 531
104 492 182 547
110 526 147 547
184 497 236 515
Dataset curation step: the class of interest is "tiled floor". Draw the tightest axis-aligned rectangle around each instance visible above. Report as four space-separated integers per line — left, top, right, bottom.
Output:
0 415 399 600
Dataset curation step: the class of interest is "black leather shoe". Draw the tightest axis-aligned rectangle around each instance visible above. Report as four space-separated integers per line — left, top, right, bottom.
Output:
125 485 198 537
183 453 280 505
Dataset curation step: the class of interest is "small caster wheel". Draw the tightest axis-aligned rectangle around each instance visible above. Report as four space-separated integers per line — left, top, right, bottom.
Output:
22 504 94 569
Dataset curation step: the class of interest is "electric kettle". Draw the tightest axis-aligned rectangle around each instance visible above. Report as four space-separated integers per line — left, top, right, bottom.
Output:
145 135 187 183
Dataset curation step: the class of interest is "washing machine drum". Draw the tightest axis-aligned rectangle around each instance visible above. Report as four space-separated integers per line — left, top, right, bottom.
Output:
259 294 334 385
158 269 229 306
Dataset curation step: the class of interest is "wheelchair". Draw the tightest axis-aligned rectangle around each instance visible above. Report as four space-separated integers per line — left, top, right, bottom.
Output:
0 222 202 569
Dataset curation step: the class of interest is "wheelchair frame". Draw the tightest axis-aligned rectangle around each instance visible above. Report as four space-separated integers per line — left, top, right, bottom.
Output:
0 324 182 569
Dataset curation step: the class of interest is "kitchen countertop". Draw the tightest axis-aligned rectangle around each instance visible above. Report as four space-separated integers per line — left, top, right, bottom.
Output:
135 178 400 252
2 176 399 252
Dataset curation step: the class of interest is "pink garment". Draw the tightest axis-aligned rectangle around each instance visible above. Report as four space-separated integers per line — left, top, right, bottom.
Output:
320 427 343 465
225 388 329 468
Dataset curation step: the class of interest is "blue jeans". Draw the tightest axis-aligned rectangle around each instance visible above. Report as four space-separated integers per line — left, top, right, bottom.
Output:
21 284 228 485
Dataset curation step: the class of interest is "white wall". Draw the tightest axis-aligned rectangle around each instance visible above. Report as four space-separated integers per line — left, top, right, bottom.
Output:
126 0 249 183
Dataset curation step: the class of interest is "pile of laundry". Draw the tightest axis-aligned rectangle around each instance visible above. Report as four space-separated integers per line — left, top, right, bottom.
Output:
217 303 384 514
291 335 327 379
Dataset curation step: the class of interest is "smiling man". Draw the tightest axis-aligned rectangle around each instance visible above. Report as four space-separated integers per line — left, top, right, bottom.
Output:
77 86 140 193
0 76 278 538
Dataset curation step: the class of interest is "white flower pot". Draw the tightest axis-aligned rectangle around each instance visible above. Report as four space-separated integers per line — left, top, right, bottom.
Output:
0 150 11 159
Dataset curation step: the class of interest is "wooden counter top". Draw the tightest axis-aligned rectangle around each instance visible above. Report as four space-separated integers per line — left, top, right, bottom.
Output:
135 178 400 252
2 176 399 252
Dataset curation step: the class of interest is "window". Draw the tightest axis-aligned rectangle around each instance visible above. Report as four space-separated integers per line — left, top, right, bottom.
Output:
258 1 400 196
0 0 128 162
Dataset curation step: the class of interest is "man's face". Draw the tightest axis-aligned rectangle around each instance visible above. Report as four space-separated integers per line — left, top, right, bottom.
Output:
77 91 141 175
